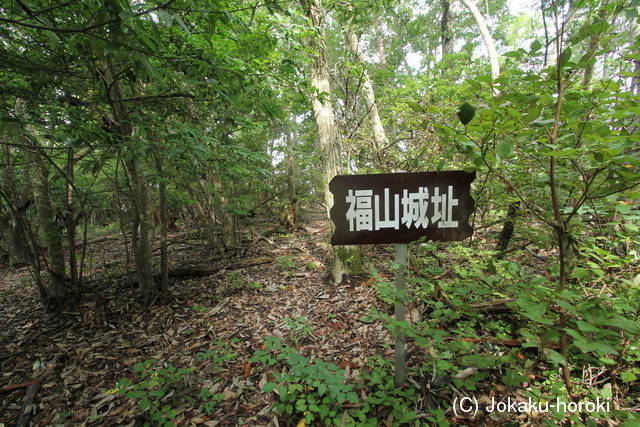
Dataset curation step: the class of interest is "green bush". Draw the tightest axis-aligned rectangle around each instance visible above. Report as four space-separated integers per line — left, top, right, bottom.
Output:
112 359 223 426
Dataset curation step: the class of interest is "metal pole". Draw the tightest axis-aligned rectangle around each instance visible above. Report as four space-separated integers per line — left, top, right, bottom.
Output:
394 243 408 387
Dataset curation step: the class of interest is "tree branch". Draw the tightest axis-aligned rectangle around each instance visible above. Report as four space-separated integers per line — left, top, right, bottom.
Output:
0 0 177 34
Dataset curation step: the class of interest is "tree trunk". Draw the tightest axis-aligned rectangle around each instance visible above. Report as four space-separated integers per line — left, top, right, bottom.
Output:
632 59 640 95
495 201 520 258
376 24 388 65
441 0 453 57
28 142 67 305
103 60 156 306
0 145 24 268
127 160 155 305
17 100 67 307
582 7 613 87
211 170 237 249
346 30 388 152
155 155 169 291
302 0 357 284
459 0 500 80
65 147 78 287
0 141 43 296
284 113 298 230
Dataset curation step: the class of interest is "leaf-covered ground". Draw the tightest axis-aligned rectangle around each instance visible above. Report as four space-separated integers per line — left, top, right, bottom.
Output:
3 212 633 426
1 213 407 426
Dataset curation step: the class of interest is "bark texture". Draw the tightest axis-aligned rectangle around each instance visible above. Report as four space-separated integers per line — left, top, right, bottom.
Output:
346 30 388 152
441 0 453 56
18 101 67 306
211 170 238 249
103 60 156 306
303 0 347 284
284 113 298 230
495 201 520 258
156 155 169 291
460 0 500 80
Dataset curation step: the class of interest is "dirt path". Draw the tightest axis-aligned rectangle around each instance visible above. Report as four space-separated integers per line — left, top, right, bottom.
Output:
0 213 394 425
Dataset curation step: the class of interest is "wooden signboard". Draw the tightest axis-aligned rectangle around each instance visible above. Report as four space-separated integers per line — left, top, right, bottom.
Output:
329 170 476 387
329 171 476 245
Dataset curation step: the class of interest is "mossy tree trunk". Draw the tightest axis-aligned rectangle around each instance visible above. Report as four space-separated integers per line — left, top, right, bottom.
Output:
302 0 362 284
27 136 68 307
103 60 156 306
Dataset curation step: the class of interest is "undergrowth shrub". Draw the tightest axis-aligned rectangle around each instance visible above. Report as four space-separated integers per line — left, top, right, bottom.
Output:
111 359 223 426
251 337 421 425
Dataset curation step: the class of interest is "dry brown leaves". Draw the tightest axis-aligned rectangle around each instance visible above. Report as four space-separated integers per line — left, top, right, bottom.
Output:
0 213 393 426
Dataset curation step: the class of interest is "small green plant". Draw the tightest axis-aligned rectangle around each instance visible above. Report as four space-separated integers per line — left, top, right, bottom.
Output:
113 360 193 426
249 280 263 290
197 388 224 415
370 265 396 306
282 316 312 346
252 337 359 424
224 271 245 289
275 255 297 270
355 356 418 424
251 338 428 424
112 359 225 426
197 339 238 373
305 261 318 271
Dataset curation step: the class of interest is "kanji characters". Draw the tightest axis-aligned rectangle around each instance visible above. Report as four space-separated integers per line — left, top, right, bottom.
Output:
346 189 373 231
430 185 459 228
401 187 429 229
346 185 459 231
375 188 400 230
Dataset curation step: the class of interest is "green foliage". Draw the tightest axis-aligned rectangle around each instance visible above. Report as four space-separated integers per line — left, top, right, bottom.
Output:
252 337 359 424
282 316 313 346
275 255 298 271
355 357 418 424
252 338 421 425
3 0 639 423
369 265 396 306
197 339 239 374
249 280 264 290
113 360 196 426
112 358 227 424
456 102 476 125
304 261 318 271
224 271 246 290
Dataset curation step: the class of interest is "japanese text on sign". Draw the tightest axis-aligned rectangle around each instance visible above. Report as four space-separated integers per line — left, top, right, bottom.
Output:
329 171 475 245
345 185 459 232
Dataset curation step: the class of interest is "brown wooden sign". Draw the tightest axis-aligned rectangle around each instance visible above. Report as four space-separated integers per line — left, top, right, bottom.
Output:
329 171 476 245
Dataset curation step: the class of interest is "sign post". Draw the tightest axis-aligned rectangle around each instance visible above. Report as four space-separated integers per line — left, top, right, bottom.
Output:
394 243 408 387
329 170 475 386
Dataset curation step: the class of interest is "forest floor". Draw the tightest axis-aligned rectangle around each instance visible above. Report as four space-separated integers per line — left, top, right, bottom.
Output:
0 211 413 426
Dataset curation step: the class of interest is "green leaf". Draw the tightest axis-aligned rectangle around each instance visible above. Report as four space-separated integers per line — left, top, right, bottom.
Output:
529 117 555 127
140 398 150 410
607 316 640 333
496 142 512 158
621 371 637 383
406 100 425 113
44 30 61 47
529 39 542 53
576 321 600 333
546 349 566 365
585 341 619 355
570 267 589 280
457 102 476 125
